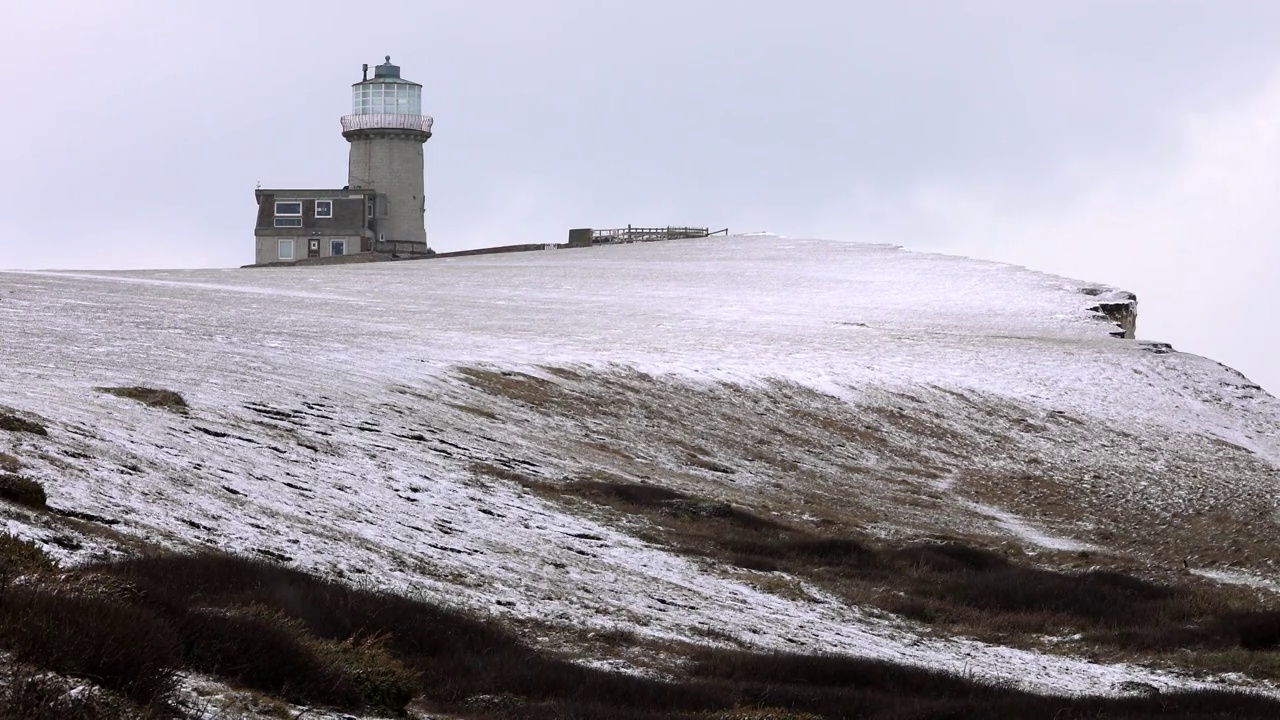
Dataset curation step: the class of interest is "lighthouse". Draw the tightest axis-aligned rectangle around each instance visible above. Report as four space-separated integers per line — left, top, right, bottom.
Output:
342 57 434 248
251 57 435 266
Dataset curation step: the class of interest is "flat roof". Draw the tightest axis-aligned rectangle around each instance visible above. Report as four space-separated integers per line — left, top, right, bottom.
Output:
256 188 376 202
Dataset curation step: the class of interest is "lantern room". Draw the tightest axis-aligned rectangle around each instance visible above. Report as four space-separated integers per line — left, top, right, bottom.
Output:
351 56 423 116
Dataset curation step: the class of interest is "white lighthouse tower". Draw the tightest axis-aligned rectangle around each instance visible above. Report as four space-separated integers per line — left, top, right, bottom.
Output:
341 56 434 250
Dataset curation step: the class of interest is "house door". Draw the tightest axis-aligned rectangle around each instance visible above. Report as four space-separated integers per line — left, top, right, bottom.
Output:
308 239 320 258
331 239 346 257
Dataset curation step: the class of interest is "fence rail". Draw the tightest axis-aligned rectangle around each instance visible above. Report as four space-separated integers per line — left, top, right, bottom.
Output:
341 114 434 134
591 226 726 244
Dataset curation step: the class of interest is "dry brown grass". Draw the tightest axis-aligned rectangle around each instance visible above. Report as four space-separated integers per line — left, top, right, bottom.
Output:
456 364 1280 684
96 386 188 413
457 363 1280 579
471 462 538 487
456 368 566 409
517 474 1280 680
0 409 47 436
541 366 586 381
0 533 55 581
0 452 19 473
0 548 1276 719
705 710 824 720
448 402 501 421
0 664 139 720
458 369 987 543
0 473 47 509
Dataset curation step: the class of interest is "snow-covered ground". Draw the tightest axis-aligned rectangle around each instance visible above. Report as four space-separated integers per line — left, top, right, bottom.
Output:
2 235 1279 698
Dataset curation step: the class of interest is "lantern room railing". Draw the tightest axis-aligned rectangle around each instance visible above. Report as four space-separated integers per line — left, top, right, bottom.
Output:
340 114 434 134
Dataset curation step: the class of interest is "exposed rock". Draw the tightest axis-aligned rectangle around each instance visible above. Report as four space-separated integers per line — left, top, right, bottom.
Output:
1088 293 1138 340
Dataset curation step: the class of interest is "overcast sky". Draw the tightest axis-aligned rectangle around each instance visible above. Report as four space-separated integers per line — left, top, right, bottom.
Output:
1 1 1276 393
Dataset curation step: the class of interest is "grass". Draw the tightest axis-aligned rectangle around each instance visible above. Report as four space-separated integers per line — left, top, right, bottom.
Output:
0 532 56 581
0 409 46 436
96 386 189 412
458 366 1280 593
91 552 717 713
0 473 48 509
178 604 416 714
0 665 136 720
0 587 181 709
457 368 565 409
0 550 1275 718
516 476 1280 677
684 650 1280 720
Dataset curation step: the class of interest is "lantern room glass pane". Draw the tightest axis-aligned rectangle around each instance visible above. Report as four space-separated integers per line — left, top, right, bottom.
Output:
351 82 423 115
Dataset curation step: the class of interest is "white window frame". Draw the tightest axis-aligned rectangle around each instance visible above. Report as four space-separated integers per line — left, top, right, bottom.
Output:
274 217 302 228
330 238 346 256
278 238 295 261
274 201 302 216
314 200 333 219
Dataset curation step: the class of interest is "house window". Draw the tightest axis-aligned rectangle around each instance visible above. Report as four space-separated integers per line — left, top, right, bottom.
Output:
274 217 302 227
278 239 295 260
315 200 333 218
331 239 346 256
366 200 375 218
274 201 302 216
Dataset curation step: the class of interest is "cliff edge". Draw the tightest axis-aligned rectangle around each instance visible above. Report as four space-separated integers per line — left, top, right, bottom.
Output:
1 236 1278 716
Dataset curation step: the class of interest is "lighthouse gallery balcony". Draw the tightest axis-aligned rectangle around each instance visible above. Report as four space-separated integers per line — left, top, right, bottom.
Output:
341 113 434 135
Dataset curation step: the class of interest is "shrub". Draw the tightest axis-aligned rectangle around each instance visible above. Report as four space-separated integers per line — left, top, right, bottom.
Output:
575 479 691 506
663 499 781 531
0 473 48 509
720 536 882 574
546 476 1280 679
65 550 1280 719
0 665 133 720
937 567 1176 625
96 386 188 412
93 552 722 713
1213 611 1280 651
568 481 784 533
0 452 18 473
894 541 1010 573
0 410 46 436
180 604 417 713
313 632 419 714
180 605 365 709
0 533 55 580
707 710 824 720
0 588 180 707
691 650 997 698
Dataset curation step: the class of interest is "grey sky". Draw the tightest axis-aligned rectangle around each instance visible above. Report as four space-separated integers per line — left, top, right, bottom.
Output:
2 1 1277 393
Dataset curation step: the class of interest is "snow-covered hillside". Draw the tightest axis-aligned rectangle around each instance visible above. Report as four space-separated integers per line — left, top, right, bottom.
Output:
2 235 1278 699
